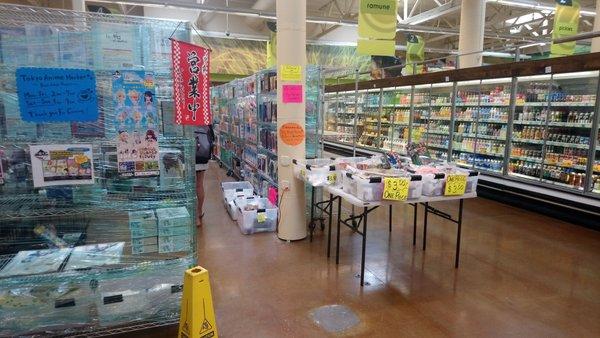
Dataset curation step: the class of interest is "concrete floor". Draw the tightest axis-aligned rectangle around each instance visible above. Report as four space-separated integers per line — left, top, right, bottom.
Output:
118 161 600 337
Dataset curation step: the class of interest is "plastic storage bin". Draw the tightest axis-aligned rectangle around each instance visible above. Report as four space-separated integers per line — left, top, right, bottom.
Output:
221 181 254 205
421 170 472 197
234 196 278 235
292 158 337 186
465 170 479 193
343 171 423 201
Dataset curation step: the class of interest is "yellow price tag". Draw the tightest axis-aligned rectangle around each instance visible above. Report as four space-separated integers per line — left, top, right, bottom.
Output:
327 173 337 184
445 174 467 196
281 64 302 82
383 177 410 201
300 169 306 178
257 212 267 223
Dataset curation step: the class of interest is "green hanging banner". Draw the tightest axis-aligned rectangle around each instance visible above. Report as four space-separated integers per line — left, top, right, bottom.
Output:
266 31 277 68
550 0 580 57
404 34 425 75
357 0 397 57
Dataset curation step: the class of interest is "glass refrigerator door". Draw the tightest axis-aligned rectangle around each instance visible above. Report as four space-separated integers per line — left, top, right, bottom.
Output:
509 75 549 182
411 84 430 149
452 80 481 169
359 90 381 149
384 86 411 154
334 91 360 145
426 82 453 160
541 71 598 191
476 78 510 173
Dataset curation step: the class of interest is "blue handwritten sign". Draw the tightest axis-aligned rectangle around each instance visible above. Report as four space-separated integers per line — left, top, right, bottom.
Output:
16 67 98 122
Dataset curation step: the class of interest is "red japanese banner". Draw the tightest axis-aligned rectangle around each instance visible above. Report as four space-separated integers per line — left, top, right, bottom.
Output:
171 39 211 126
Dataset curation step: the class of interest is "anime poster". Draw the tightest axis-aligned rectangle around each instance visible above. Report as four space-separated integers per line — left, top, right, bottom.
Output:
112 70 159 177
29 144 94 188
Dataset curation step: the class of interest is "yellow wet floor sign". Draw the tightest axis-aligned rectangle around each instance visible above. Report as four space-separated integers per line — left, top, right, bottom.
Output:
178 266 218 338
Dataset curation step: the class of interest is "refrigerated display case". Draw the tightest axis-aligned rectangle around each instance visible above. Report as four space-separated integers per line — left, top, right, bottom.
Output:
323 68 600 198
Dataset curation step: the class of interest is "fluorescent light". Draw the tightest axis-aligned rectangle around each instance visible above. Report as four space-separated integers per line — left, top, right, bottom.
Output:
519 42 546 49
490 0 596 17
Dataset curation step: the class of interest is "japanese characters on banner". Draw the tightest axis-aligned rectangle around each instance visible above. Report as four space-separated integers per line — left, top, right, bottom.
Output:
170 39 211 126
112 70 160 177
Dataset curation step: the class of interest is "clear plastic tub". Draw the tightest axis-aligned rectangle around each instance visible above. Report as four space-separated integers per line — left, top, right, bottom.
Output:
421 170 471 197
227 199 239 220
235 196 278 235
465 170 479 193
221 181 254 204
292 158 336 187
421 173 447 197
343 171 423 201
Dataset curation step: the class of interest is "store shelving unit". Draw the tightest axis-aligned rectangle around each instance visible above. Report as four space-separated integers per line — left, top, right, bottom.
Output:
0 4 196 336
324 66 600 199
213 66 323 200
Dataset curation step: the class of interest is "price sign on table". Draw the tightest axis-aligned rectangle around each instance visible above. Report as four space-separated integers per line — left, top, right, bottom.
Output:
327 173 337 184
383 177 410 201
445 174 467 196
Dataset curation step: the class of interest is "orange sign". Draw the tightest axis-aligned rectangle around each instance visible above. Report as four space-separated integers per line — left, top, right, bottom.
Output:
279 123 305 146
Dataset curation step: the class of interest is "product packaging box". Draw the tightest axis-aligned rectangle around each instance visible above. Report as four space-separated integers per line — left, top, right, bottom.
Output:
131 235 158 254
155 207 191 228
158 226 190 237
128 210 158 238
158 234 191 253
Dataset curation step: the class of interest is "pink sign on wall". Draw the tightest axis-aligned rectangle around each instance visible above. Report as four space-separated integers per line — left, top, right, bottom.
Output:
282 84 303 103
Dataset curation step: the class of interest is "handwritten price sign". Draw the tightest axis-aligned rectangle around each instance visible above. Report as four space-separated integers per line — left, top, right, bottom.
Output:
444 174 467 196
383 177 410 201
327 173 337 184
257 212 267 223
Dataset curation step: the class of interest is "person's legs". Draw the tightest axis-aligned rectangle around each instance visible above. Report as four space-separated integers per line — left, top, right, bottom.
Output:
196 170 205 226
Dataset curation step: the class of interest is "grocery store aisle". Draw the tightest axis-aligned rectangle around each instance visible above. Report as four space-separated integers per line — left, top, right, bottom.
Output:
122 161 600 337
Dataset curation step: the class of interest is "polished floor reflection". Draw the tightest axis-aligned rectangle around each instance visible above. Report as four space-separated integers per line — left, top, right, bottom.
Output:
120 161 600 337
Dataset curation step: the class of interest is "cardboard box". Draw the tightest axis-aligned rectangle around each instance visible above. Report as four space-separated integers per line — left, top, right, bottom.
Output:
129 210 158 238
158 226 190 237
158 234 191 253
132 243 158 255
155 207 191 228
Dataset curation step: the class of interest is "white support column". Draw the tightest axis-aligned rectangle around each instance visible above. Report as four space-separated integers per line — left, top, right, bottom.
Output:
72 0 85 11
276 0 307 241
458 0 485 68
592 0 600 53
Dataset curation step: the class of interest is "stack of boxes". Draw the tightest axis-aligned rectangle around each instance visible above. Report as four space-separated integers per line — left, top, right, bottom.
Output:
129 207 192 254
128 210 158 254
156 207 192 253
